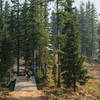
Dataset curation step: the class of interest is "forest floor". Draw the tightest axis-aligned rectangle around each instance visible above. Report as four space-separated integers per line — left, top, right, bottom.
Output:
1 57 100 100
38 57 100 100
82 58 100 100
6 90 46 100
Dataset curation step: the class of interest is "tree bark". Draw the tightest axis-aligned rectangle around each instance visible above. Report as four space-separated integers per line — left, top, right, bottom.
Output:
34 49 36 73
17 36 20 76
32 49 36 75
25 58 27 71
16 0 20 76
73 79 76 92
56 0 61 88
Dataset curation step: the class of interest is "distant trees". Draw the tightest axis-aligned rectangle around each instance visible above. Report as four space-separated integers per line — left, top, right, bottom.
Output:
75 1 98 57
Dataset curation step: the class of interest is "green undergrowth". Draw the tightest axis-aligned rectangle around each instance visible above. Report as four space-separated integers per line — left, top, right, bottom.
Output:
0 87 9 99
36 79 100 100
36 58 100 100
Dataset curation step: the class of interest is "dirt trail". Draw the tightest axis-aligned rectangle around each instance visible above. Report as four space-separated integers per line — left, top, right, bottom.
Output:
7 76 46 100
14 76 37 91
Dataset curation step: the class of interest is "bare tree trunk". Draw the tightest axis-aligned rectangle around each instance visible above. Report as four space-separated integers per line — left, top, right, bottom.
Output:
56 0 61 88
39 48 41 69
40 50 43 72
17 53 20 75
32 50 34 75
17 35 20 75
91 18 94 57
32 49 36 75
25 58 27 71
17 0 20 76
45 64 47 73
44 63 47 76
34 49 36 74
57 51 61 88
73 79 76 92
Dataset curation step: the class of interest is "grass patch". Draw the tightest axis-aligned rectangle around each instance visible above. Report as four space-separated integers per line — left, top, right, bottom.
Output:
96 95 100 99
0 87 9 100
76 96 82 100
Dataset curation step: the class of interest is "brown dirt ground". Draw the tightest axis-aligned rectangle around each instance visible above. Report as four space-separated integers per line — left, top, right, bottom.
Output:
6 90 46 100
84 59 100 99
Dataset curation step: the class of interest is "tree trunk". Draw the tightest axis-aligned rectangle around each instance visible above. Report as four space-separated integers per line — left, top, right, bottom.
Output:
57 63 61 88
56 0 61 88
32 50 34 75
91 18 94 57
25 58 27 71
17 0 20 76
17 37 20 76
45 63 47 76
34 49 36 73
40 51 44 73
73 79 76 92
32 49 36 75
39 48 41 69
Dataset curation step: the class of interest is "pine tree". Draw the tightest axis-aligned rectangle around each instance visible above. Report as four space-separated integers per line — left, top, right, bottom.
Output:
77 1 98 57
0 0 4 80
0 0 3 35
62 0 89 92
28 0 47 74
97 22 100 58
0 1 15 82
0 37 15 81
4 1 10 22
56 0 61 88
85 1 94 57
78 2 87 55
20 0 31 69
90 3 98 57
11 0 21 75
3 1 10 38
51 11 57 35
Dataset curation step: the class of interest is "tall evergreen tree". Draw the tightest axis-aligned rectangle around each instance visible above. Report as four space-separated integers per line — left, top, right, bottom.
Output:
78 2 87 55
28 0 47 74
4 1 10 22
11 0 21 75
20 0 31 69
56 0 61 88
0 0 3 35
62 0 89 92
97 22 100 58
0 1 15 82
90 3 98 57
